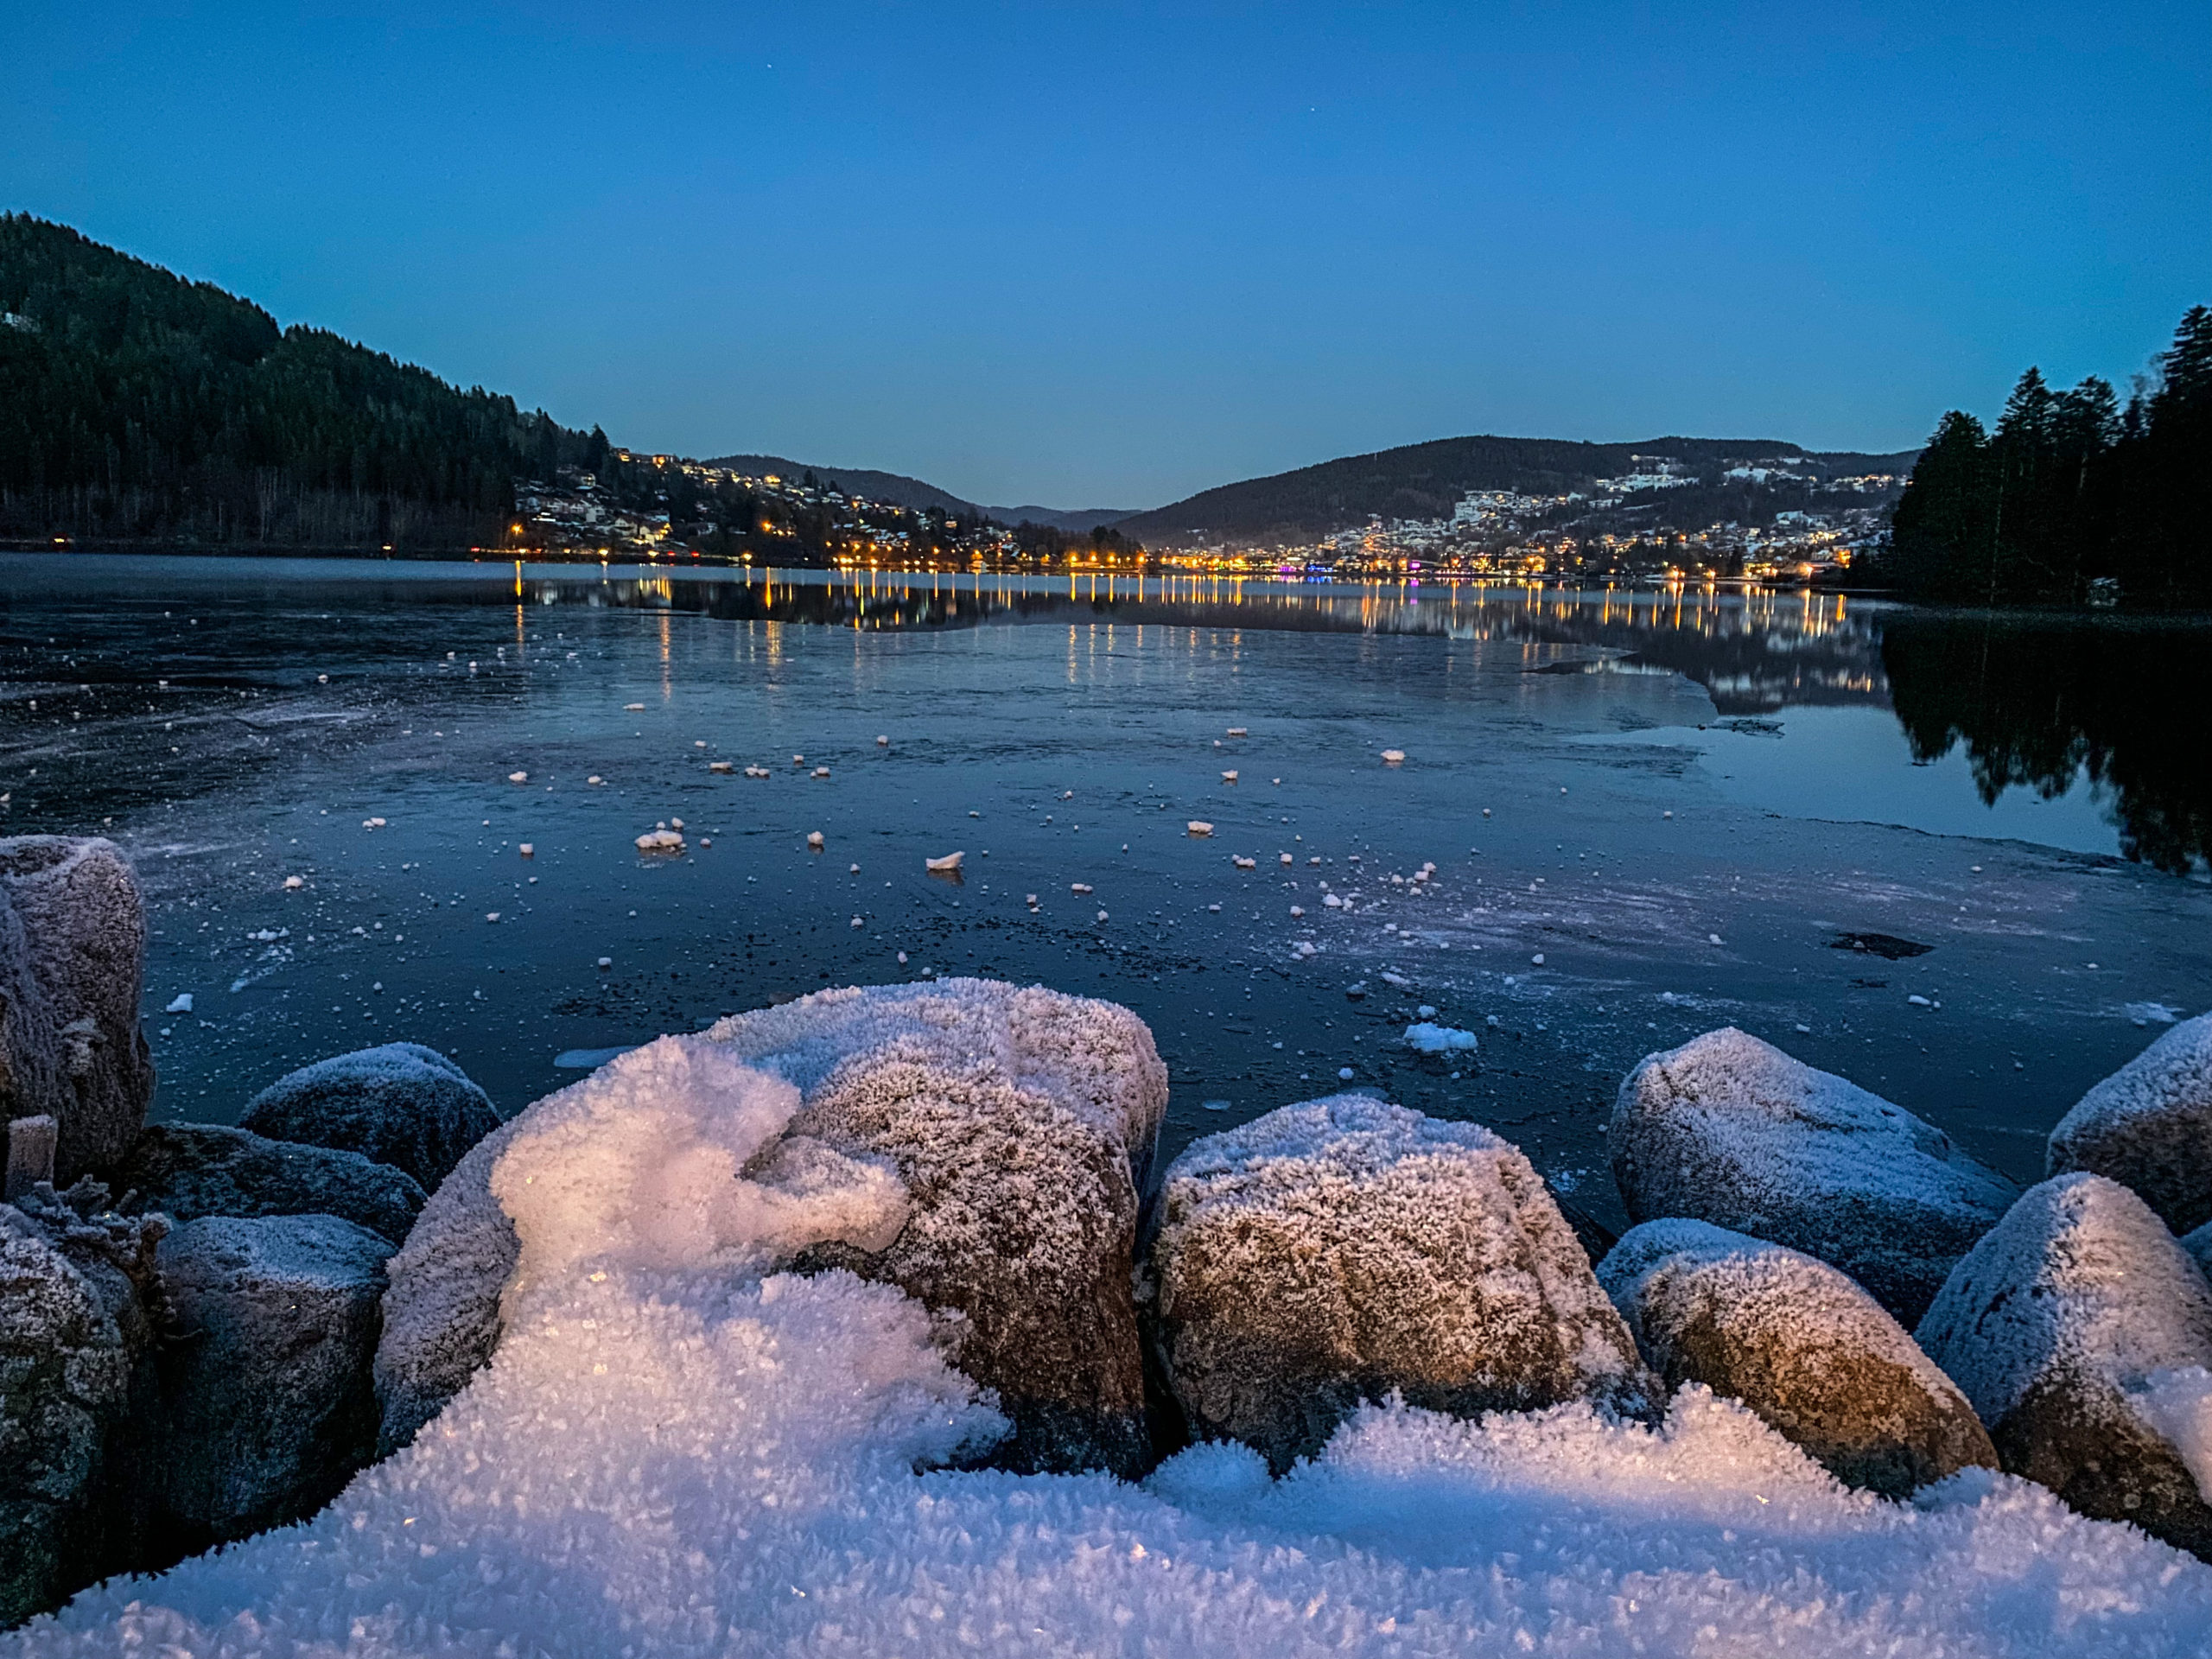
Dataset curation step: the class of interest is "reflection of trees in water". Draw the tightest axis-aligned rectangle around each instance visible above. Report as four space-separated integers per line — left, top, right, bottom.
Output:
1880 615 2210 874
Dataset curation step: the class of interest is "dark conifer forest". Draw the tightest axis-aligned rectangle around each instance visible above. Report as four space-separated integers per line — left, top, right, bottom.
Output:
1875 306 2211 608
0 215 599 550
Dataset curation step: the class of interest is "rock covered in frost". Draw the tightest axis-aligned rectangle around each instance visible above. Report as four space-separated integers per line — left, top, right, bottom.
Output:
150 1213 389 1552
2048 1012 2212 1232
239 1041 499 1190
1610 1027 2016 1324
0 1183 163 1627
1147 1093 1648 1473
1598 1217 1996 1496
111 1122 426 1248
0 836 155 1184
709 979 1169 1476
1916 1173 2212 1559
374 1035 912 1457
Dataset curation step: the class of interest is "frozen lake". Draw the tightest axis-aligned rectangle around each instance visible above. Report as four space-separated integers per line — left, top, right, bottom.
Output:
3 554 2206 1225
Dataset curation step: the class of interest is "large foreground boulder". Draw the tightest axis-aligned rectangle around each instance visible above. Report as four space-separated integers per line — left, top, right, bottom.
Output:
111 1122 427 1248
1610 1027 2017 1325
377 985 1167 1477
0 836 154 1183
1146 1094 1648 1473
708 981 1168 1476
1598 1217 1997 1497
0 1184 163 1629
1916 1173 2212 1559
239 1041 499 1190
149 1213 389 1554
2047 1012 2212 1233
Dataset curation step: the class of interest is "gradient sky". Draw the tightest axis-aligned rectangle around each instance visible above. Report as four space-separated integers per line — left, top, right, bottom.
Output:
4 3 2205 507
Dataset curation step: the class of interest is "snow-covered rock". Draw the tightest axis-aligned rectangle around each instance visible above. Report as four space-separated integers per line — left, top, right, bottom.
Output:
2048 1012 2212 1232
1916 1173 2212 1559
111 1123 426 1248
377 986 1164 1478
22 1046 2212 1656
1611 1027 2017 1324
239 1041 499 1190
0 836 154 1184
1599 1217 1996 1496
149 1214 389 1553
0 1183 162 1628
1147 1094 1648 1473
706 980 1168 1476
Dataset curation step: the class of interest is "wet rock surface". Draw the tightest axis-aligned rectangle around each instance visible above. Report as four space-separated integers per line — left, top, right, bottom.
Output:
2047 1012 2212 1234
1916 1173 2212 1560
1599 1217 1997 1497
1147 1093 1648 1474
0 836 154 1184
111 1122 426 1248
1610 1027 2018 1325
149 1213 389 1554
239 1041 500 1191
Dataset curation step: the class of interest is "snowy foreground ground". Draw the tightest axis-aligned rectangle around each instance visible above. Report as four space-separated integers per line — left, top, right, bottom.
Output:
16 1040 2212 1658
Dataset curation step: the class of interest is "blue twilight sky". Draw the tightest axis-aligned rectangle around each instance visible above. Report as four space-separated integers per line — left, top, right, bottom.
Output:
3 3 2205 507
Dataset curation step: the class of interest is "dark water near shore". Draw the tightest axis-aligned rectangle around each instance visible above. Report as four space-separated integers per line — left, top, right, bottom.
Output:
3 554 2207 1220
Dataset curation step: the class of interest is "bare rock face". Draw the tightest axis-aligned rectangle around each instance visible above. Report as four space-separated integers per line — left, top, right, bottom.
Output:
709 981 1168 1477
2048 1012 2212 1233
1916 1173 2212 1560
1599 1217 1997 1497
239 1041 499 1191
1610 1027 2017 1325
112 1122 427 1249
0 1183 164 1629
0 836 155 1184
1147 1094 1649 1474
149 1213 388 1554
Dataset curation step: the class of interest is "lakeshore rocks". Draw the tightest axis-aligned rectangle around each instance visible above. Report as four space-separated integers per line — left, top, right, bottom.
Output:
1147 1094 1648 1473
149 1214 388 1553
709 980 1168 1476
1916 1173 2212 1559
111 1122 427 1248
0 836 155 1184
0 1184 163 1629
2047 1012 2212 1233
377 982 1168 1477
239 1041 499 1190
1610 1027 2017 1325
1598 1217 1997 1497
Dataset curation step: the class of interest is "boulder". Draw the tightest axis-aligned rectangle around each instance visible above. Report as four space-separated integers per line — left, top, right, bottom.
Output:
2184 1220 2212 1281
0 836 155 1184
1610 1027 2017 1325
1916 1173 2212 1559
1146 1093 1649 1474
150 1213 388 1553
2047 1012 2212 1233
239 1041 499 1190
1598 1217 1997 1496
376 982 1167 1478
0 1183 163 1629
111 1122 427 1248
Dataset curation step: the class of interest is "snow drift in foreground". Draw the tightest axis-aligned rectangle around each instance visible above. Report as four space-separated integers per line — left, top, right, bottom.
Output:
14 1039 2212 1657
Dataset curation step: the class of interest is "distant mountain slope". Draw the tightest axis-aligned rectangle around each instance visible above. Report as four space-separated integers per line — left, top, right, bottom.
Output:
1113 434 1920 544
702 454 984 518
982 505 1138 533
0 214 596 550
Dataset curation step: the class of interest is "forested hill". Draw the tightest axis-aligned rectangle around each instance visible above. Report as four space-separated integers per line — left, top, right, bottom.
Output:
0 215 602 550
1113 434 1919 545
